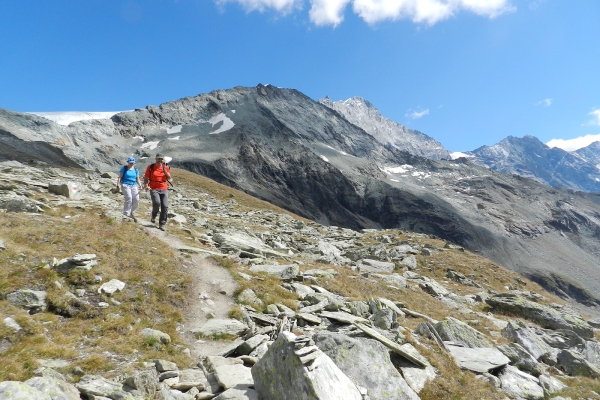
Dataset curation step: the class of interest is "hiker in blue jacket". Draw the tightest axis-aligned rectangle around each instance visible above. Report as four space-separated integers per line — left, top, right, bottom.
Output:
117 156 142 222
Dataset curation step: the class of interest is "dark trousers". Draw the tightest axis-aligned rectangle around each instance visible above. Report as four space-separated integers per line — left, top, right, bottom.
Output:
150 189 168 225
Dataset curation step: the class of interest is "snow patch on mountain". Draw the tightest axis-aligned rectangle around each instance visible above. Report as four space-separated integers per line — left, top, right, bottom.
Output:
141 141 159 150
167 125 182 134
28 111 124 126
382 165 413 174
209 113 235 135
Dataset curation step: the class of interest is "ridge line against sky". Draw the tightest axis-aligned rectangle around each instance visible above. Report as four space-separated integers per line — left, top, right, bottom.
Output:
0 0 598 152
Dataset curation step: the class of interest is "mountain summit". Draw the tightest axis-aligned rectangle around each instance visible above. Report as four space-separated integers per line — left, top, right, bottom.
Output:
319 96 450 160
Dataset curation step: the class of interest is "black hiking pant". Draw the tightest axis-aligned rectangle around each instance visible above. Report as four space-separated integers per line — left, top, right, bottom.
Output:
150 189 168 226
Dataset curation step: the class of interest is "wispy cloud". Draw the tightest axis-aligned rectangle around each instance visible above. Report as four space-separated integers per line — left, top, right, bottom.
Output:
535 98 552 107
406 108 429 119
589 108 600 126
217 0 515 26
216 0 301 14
547 134 600 152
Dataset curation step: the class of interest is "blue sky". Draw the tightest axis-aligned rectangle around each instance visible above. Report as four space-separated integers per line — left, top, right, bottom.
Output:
0 0 599 152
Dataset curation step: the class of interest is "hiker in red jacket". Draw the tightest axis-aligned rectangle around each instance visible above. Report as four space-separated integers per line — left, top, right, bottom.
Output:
144 153 171 231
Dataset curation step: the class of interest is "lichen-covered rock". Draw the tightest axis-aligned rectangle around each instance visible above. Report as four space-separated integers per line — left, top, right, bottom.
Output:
501 321 555 362
24 376 80 400
313 332 420 400
6 289 47 313
249 264 299 280
141 328 172 344
192 319 248 338
497 343 541 374
556 349 600 378
0 381 52 400
124 368 159 397
498 365 544 400
486 293 594 338
434 317 492 348
75 374 123 398
252 331 362 400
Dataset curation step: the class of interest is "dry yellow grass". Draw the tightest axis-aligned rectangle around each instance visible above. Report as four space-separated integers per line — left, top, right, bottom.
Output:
0 206 193 381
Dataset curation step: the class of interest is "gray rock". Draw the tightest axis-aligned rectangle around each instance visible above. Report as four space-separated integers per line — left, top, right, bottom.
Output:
289 282 315 299
75 375 123 397
501 321 556 364
24 376 81 400
203 356 244 373
0 239 5 251
372 273 407 288
486 293 594 339
372 307 396 330
357 259 395 273
317 240 350 265
213 388 259 400
237 334 269 356
237 288 263 308
399 255 417 270
538 374 567 397
582 340 600 367
497 343 541 374
391 344 437 393
446 344 510 373
0 381 52 400
4 316 21 331
498 365 544 400
97 279 125 296
7 289 47 313
48 181 82 199
155 359 178 372
252 331 362 400
249 264 299 280
141 328 172 344
170 369 206 391
313 332 420 399
0 192 45 213
434 317 492 348
215 364 253 390
556 348 600 377
193 319 248 338
124 368 159 397
419 278 450 297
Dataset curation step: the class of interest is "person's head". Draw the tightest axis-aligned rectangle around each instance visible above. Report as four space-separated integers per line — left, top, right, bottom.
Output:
155 153 164 164
127 156 136 165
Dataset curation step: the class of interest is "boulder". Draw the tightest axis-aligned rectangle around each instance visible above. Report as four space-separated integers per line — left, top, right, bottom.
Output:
124 368 159 397
538 374 567 397
313 332 420 400
97 279 125 296
7 289 47 313
215 364 254 390
390 344 437 393
237 288 263 308
501 321 555 362
498 365 544 400
141 328 172 345
237 334 269 356
249 264 299 280
357 259 395 273
446 344 510 373
372 273 407 288
497 343 541 374
24 376 81 400
419 278 450 297
171 369 207 391
213 388 259 400
582 340 600 367
486 293 594 338
434 317 492 348
252 331 362 400
75 375 123 398
0 192 45 212
192 319 248 338
556 349 600 378
0 381 52 400
48 181 81 199
399 255 417 270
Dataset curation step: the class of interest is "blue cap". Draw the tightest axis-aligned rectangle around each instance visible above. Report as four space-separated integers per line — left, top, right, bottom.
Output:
127 156 136 164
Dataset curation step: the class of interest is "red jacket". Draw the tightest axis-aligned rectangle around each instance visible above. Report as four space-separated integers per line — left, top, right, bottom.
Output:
145 164 170 190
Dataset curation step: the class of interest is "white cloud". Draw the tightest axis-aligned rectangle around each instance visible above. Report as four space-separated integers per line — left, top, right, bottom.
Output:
589 108 600 126
535 98 552 107
216 0 301 14
406 108 429 119
547 134 600 152
218 0 514 26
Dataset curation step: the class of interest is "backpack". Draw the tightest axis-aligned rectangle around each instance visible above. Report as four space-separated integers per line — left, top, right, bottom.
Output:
149 163 173 187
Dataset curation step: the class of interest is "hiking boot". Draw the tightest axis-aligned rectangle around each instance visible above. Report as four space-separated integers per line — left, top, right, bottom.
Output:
130 213 137 223
150 216 156 224
159 225 166 232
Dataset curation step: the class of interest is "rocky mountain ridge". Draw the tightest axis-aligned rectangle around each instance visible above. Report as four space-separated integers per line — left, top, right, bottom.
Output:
2 161 600 399
465 135 600 193
1 85 600 313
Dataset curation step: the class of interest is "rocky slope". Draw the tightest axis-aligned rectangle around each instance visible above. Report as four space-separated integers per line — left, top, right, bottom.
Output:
319 96 450 160
466 135 600 193
2 85 600 311
2 161 600 399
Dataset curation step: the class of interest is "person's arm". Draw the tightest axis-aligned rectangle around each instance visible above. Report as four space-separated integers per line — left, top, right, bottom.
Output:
136 171 143 189
165 166 172 181
143 167 150 190
116 168 123 189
